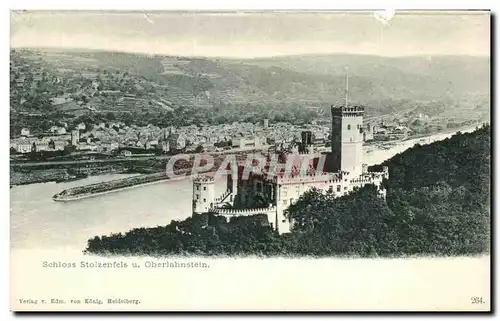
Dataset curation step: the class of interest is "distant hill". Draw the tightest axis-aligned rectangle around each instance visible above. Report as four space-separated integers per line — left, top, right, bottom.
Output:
236 53 490 103
10 48 490 129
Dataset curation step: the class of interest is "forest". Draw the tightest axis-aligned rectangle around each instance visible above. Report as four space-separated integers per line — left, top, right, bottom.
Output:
84 125 491 257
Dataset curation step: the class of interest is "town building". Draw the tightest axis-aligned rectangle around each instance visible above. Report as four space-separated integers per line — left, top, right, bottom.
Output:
232 135 262 149
71 130 80 146
363 124 374 141
20 128 30 136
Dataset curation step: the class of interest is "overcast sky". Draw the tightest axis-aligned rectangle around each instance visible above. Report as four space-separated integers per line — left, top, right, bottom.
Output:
10 11 490 58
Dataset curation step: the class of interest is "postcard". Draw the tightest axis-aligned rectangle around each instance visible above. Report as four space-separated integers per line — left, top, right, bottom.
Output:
10 10 491 312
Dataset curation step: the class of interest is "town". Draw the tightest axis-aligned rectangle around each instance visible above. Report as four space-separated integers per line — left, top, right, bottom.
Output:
9 116 426 157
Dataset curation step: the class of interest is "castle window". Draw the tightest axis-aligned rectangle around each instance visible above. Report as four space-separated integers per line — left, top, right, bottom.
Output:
283 200 287 205
196 185 200 191
203 198 206 202
203 186 207 191
347 124 351 130
196 195 200 200
337 185 341 192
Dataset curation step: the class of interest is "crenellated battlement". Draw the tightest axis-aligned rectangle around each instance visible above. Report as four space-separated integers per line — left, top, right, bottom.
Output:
213 190 231 203
278 172 342 185
350 170 386 184
331 105 365 115
350 177 376 184
212 206 277 216
297 151 322 156
193 175 215 184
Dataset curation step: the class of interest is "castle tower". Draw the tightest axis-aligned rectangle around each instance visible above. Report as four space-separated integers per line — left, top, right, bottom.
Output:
328 67 364 177
192 176 216 214
329 105 364 177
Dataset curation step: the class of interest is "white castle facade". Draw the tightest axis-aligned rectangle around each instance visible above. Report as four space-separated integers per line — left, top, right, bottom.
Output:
192 104 389 234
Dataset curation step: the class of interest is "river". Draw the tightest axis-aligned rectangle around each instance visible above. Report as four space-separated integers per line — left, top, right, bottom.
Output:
10 127 479 251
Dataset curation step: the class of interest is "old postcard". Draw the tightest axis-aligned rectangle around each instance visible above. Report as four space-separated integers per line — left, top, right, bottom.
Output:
9 10 491 312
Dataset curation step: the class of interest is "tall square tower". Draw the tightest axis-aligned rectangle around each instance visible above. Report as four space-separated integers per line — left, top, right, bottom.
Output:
329 105 364 177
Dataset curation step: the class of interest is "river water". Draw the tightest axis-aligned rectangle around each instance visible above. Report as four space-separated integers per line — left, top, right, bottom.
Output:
10 127 478 251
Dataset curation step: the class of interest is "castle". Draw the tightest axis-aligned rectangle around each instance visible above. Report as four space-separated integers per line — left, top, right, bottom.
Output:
192 102 389 234
192 72 389 234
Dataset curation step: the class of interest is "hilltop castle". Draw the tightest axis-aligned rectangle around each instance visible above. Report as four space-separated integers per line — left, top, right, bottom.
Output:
192 72 389 234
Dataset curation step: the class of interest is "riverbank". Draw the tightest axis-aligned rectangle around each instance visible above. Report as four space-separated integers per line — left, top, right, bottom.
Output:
9 161 139 186
11 168 70 186
367 124 482 149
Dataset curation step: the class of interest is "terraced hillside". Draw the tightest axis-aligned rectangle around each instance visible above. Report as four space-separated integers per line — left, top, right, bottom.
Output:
10 48 490 135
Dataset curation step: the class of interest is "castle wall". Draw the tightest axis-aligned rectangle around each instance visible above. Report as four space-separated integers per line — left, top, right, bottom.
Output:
212 206 278 229
341 142 363 177
273 169 388 234
235 174 274 209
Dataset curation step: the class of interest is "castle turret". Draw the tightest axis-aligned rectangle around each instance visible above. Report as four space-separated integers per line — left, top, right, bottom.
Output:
192 176 216 214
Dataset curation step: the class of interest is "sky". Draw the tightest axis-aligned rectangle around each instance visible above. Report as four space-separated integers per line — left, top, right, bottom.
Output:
10 11 490 58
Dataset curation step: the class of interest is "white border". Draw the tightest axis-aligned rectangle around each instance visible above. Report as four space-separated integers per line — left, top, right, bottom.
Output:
3 0 497 319
4 1 498 10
